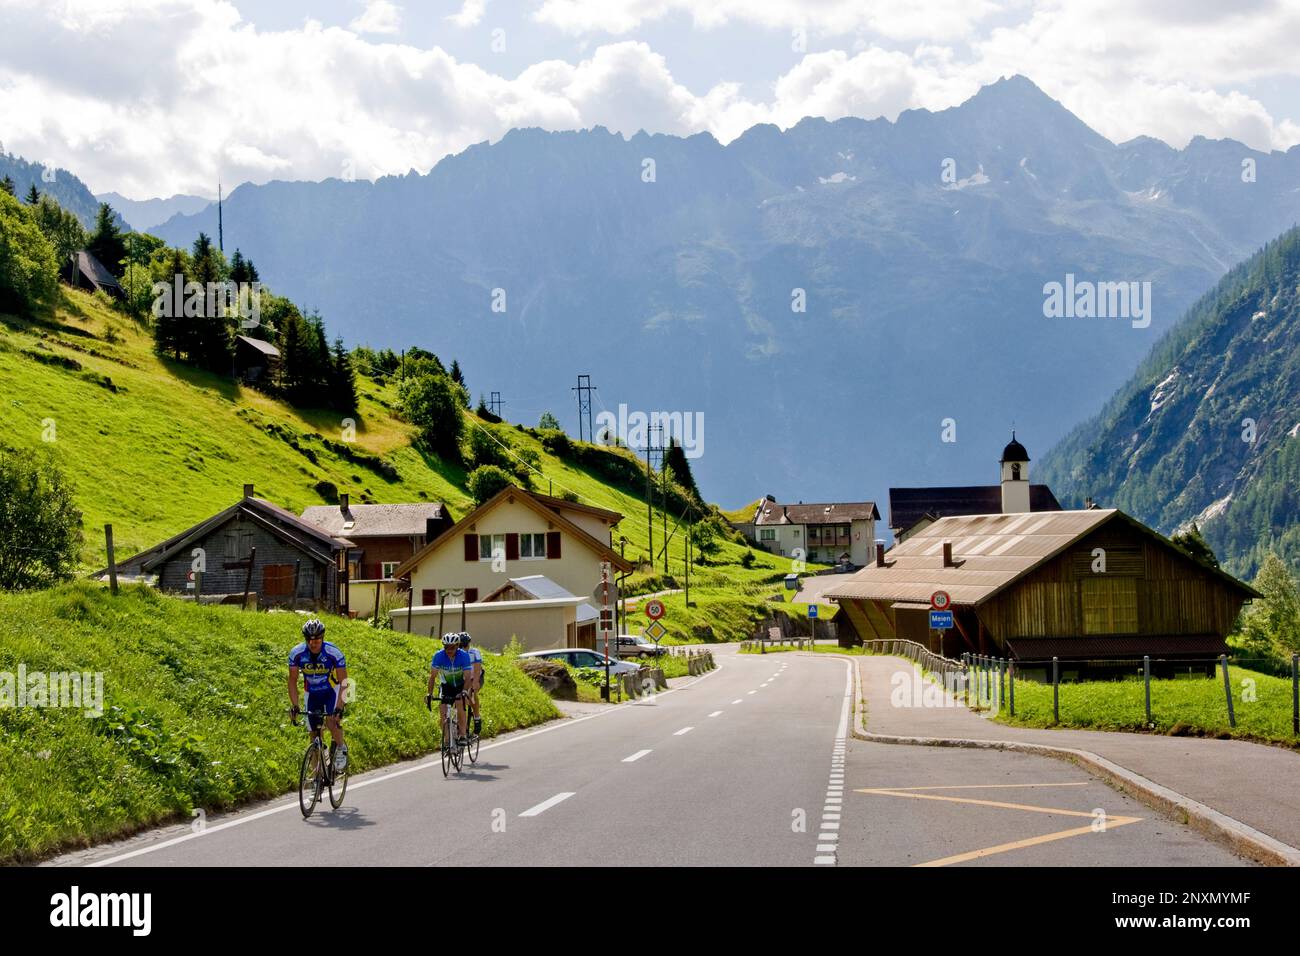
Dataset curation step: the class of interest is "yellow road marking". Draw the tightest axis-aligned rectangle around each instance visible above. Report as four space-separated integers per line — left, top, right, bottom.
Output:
869 782 1090 793
855 788 1124 819
854 785 1144 866
915 818 1143 867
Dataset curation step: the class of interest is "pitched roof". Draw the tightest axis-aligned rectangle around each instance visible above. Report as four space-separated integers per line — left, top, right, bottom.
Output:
300 502 449 538
75 250 121 293
888 485 1061 532
753 500 880 526
528 492 623 524
481 574 578 603
235 335 280 358
393 485 633 578
104 496 345 576
825 509 1257 607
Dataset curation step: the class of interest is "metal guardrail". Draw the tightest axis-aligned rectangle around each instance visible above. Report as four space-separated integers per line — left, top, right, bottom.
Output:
862 641 1300 735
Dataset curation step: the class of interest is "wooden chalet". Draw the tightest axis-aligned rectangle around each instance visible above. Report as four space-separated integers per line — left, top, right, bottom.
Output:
826 508 1259 679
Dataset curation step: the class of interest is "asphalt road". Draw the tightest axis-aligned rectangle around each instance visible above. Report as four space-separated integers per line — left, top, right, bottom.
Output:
54 647 1249 867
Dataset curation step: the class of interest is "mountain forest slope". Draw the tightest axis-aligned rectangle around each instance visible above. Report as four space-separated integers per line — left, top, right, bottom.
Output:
1040 227 1300 577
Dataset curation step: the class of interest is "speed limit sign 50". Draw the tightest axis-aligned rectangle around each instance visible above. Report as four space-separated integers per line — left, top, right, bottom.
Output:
645 599 666 620
930 590 951 611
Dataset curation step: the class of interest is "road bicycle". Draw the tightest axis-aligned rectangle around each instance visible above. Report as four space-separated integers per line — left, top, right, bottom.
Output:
292 707 348 817
431 690 478 776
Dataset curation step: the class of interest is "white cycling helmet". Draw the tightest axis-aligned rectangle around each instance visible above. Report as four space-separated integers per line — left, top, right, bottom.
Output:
441 632 461 646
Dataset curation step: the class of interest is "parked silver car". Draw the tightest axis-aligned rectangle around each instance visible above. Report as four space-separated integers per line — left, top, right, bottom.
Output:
519 648 642 675
598 634 666 659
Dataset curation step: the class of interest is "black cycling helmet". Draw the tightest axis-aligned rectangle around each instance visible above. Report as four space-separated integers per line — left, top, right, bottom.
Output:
302 618 326 639
457 632 472 645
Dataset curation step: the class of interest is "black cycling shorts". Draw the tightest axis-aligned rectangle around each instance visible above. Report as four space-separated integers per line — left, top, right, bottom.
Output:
439 684 466 703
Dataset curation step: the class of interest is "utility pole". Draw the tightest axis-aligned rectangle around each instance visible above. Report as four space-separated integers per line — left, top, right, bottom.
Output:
217 182 224 255
645 439 653 566
571 374 595 442
684 513 690 607
661 438 669 574
489 391 503 417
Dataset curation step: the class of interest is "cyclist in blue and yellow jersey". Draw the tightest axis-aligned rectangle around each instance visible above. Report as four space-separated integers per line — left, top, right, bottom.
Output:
288 619 349 771
458 632 483 735
426 632 473 746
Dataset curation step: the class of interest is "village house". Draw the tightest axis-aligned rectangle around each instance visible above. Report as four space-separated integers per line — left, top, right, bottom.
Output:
388 486 631 651
299 496 455 618
888 434 1061 542
826 508 1258 679
737 497 880 567
101 484 348 612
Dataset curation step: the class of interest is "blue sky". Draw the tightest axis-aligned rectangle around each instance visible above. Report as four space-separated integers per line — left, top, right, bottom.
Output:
1 0 1297 198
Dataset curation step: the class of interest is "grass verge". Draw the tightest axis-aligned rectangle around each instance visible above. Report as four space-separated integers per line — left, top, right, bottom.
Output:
0 581 559 862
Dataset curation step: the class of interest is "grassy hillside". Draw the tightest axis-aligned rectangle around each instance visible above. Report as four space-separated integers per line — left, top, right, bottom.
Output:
0 581 559 862
0 287 796 595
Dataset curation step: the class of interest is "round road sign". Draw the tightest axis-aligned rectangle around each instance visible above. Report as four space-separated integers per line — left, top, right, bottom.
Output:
930 590 951 611
645 599 666 620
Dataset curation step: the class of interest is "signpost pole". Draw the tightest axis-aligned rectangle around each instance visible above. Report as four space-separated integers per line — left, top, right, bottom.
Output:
602 562 611 701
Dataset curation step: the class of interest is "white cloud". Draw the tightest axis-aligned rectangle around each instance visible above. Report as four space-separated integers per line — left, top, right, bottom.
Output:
0 0 1296 199
531 0 1005 41
349 0 402 35
447 0 487 28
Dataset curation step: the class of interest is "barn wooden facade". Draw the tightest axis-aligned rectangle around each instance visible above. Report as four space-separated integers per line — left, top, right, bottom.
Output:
101 485 350 612
827 509 1258 678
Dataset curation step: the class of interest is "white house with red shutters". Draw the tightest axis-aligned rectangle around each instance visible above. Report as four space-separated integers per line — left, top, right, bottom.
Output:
390 486 632 650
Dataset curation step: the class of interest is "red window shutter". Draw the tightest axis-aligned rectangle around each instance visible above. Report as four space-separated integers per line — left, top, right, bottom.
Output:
505 533 519 561
546 531 561 559
466 588 479 603
463 534 478 562
421 589 438 605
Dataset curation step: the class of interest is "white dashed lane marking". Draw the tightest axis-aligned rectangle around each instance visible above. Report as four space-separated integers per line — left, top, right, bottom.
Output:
622 749 652 763
708 710 723 717
674 727 694 736
519 792 575 817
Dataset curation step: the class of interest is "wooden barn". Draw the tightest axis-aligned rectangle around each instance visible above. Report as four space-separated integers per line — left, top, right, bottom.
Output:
68 250 124 299
826 509 1258 679
233 334 281 386
100 484 350 612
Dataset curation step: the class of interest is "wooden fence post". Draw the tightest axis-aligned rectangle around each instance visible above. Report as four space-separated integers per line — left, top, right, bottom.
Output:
104 524 119 596
1220 655 1236 729
1143 656 1152 727
1052 657 1060 724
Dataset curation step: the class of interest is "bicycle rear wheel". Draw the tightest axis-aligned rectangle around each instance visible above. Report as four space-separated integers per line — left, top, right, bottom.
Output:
299 742 321 818
466 725 480 764
329 749 348 808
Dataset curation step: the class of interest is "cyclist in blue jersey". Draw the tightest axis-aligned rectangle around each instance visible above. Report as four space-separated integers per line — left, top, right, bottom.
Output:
288 619 349 771
426 632 472 746
458 632 483 735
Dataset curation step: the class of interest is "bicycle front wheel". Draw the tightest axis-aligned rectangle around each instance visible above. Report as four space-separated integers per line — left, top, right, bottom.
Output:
440 715 453 778
299 743 321 818
467 727 480 764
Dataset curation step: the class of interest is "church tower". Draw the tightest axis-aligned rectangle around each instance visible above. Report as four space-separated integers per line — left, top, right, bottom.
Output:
1000 432 1031 513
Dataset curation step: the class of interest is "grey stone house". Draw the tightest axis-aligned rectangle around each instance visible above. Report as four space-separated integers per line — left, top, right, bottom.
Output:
102 485 350 612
